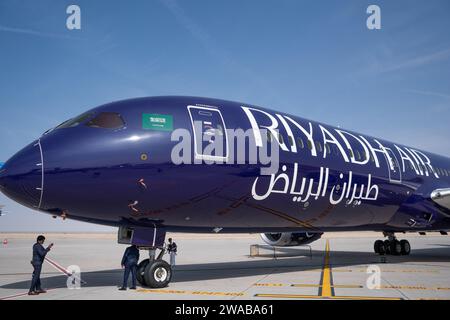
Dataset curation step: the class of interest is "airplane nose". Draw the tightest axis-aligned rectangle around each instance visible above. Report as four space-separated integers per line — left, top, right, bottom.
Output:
0 141 44 210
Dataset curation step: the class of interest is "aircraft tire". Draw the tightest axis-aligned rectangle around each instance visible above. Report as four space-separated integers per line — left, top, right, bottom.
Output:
378 242 386 255
390 240 402 255
384 240 391 255
136 259 150 286
400 240 411 255
374 240 384 254
144 259 172 288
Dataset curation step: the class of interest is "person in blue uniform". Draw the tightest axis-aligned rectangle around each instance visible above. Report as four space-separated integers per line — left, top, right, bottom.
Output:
28 235 53 295
119 244 140 290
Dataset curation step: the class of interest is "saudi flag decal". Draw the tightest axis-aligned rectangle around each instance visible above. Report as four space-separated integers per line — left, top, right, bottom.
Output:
142 114 173 131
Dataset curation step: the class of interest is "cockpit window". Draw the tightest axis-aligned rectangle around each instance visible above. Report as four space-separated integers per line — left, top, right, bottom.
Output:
86 112 125 129
56 112 94 129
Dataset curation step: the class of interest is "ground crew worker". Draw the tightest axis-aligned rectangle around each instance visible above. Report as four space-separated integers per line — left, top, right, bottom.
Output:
28 235 53 295
119 244 140 290
167 238 177 267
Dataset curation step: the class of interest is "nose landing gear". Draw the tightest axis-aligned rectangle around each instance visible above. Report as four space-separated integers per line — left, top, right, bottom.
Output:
136 248 172 288
144 259 172 288
118 226 172 288
373 233 410 256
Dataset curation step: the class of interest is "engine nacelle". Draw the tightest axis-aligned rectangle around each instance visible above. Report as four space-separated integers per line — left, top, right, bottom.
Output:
260 232 323 247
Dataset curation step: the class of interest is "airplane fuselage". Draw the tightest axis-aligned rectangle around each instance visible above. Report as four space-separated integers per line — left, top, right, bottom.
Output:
1 96 450 234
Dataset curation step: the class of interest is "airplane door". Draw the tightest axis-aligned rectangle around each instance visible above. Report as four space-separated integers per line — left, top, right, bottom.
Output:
385 148 401 183
187 105 228 161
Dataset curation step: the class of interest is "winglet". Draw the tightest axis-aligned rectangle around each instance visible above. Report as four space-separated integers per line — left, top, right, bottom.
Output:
431 188 450 210
0 162 4 169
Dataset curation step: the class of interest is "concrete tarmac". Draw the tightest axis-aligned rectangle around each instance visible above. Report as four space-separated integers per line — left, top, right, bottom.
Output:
0 232 449 300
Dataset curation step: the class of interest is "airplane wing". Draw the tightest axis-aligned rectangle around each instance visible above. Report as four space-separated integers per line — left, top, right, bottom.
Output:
431 188 450 210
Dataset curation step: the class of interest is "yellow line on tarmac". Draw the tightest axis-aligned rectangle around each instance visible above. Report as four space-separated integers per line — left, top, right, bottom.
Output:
288 283 449 291
329 296 402 301
320 239 333 297
254 283 285 287
137 289 244 297
254 294 401 300
255 283 363 288
255 294 325 299
380 285 450 291
332 269 439 274
291 284 322 288
333 284 364 289
292 284 363 289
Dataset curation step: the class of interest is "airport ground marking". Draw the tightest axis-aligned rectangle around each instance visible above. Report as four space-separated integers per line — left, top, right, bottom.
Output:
254 240 401 300
332 268 439 274
292 284 363 289
0 271 63 276
254 293 402 300
300 268 439 274
254 283 364 289
0 288 58 300
0 292 36 300
319 239 334 297
137 288 245 297
254 283 285 287
257 283 450 291
379 285 450 291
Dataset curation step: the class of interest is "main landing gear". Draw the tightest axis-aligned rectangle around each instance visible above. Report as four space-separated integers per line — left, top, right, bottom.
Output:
137 248 172 288
373 232 411 256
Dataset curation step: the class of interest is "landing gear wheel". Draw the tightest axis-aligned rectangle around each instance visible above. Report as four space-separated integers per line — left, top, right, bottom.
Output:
374 240 384 254
400 240 411 255
378 242 386 255
384 240 391 255
390 240 402 255
144 259 172 288
136 259 150 286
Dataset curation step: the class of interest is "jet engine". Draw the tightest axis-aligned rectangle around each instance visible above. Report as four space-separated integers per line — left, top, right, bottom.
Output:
260 232 323 247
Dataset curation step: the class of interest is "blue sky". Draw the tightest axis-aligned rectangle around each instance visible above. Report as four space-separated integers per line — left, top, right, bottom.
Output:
1 0 450 231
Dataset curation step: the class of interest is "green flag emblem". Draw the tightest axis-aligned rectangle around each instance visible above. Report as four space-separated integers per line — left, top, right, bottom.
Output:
142 114 173 131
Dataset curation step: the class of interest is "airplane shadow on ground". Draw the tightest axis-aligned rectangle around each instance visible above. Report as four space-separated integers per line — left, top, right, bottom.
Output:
2 247 450 290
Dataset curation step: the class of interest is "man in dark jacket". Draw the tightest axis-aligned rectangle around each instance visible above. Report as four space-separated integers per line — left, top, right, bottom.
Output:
167 238 177 267
28 235 53 295
119 244 140 290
